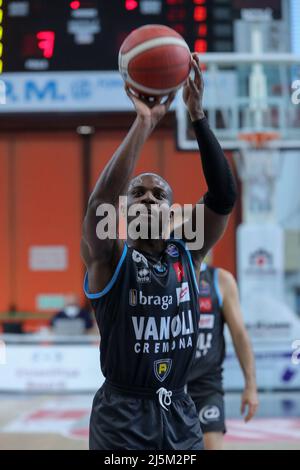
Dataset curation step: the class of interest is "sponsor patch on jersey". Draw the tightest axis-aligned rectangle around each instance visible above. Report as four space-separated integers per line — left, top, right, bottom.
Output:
153 261 168 276
137 266 151 283
166 244 179 258
176 282 190 304
199 297 213 312
199 405 221 424
154 358 172 382
172 262 185 282
198 314 215 329
132 249 148 267
129 290 173 310
129 289 137 306
199 279 210 296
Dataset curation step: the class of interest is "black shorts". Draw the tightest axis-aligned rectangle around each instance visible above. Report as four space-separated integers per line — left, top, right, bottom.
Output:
193 392 226 434
89 382 204 450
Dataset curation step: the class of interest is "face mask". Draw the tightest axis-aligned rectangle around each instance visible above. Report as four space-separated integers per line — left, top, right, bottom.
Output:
65 305 80 317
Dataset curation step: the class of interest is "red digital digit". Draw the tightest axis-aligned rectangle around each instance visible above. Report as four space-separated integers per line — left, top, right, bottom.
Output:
70 1 81 9
194 39 207 53
197 24 207 36
125 0 138 10
36 31 55 59
194 6 207 21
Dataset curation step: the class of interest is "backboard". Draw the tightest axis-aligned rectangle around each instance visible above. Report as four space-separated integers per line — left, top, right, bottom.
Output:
176 52 300 151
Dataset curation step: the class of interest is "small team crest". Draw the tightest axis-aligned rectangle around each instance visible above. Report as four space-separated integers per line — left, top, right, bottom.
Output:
154 359 172 382
132 250 148 266
199 279 210 296
153 262 168 276
166 244 179 258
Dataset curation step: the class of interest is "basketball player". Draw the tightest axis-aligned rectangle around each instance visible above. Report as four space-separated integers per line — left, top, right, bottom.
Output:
187 264 259 450
81 54 237 450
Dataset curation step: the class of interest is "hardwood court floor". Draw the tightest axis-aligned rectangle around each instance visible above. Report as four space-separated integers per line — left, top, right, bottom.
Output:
0 393 299 450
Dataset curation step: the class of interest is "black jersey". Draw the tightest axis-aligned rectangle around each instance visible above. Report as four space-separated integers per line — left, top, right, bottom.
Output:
84 240 200 391
187 264 225 398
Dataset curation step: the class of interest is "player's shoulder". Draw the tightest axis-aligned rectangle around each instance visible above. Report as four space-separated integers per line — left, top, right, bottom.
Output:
217 268 238 294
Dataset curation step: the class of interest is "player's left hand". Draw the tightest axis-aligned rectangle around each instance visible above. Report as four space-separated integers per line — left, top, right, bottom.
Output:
183 53 205 122
241 387 259 422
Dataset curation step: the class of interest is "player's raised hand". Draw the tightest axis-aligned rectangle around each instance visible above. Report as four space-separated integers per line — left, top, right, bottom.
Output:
183 53 205 122
125 86 176 131
241 387 259 422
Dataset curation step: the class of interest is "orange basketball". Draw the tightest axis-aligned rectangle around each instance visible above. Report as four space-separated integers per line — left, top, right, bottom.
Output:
118 24 191 97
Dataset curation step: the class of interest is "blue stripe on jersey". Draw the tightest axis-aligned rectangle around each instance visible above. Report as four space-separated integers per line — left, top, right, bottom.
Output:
83 243 128 299
214 268 223 307
170 239 199 295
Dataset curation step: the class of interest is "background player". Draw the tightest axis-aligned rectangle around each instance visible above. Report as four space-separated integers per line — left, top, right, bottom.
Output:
187 263 259 450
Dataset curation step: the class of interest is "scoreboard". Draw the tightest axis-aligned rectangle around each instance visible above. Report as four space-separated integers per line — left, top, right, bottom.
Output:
1 0 283 74
0 0 283 114
1 0 236 73
0 0 282 75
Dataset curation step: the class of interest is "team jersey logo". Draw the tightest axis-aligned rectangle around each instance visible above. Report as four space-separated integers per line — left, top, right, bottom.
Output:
199 405 220 424
166 244 179 258
153 261 168 276
154 359 172 382
132 250 148 266
176 282 190 304
172 262 185 282
198 314 215 329
199 297 213 312
137 266 151 283
132 311 194 355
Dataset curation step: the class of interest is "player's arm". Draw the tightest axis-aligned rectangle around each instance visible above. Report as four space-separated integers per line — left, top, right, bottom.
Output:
181 54 237 266
219 269 259 422
81 89 175 292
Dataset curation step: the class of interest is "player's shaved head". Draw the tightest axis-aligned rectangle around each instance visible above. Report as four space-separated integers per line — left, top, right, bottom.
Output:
128 173 173 204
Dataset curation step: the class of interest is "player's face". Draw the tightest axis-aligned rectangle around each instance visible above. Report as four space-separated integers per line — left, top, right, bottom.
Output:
127 175 172 238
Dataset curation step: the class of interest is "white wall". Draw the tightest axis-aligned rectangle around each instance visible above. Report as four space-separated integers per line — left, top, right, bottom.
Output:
276 151 300 230
290 0 300 54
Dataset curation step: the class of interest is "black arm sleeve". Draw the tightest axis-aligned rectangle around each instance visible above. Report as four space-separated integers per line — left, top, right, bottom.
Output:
192 117 237 215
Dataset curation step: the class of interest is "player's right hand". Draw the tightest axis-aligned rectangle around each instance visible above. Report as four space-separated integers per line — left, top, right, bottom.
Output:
125 86 175 131
241 387 259 422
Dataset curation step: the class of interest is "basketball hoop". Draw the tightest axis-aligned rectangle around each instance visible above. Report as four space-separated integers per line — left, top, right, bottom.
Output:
235 131 281 179
238 131 281 149
238 132 280 149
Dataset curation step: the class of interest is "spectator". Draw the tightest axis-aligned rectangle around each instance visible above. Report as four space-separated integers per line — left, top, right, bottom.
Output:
51 294 94 334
